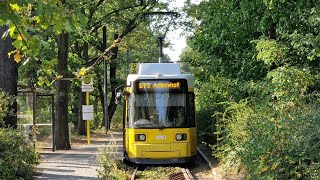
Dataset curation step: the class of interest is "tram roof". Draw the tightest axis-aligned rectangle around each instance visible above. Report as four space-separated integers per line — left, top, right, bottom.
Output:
127 63 194 88
138 63 181 75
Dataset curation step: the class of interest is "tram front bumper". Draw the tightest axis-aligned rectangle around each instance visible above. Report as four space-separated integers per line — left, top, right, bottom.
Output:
130 143 189 158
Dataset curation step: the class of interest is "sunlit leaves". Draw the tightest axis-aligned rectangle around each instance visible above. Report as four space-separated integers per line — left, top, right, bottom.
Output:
9 25 16 38
286 31 320 61
255 39 285 66
267 67 312 100
37 75 49 87
9 3 20 12
78 67 87 77
0 0 164 91
33 1 88 34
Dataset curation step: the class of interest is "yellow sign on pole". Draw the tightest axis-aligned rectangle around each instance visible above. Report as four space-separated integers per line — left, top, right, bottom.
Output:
81 79 94 92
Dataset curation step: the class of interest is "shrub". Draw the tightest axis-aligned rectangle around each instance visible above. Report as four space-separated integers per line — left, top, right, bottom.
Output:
216 100 320 179
0 90 14 126
0 128 40 179
195 76 243 145
97 141 127 179
215 67 320 179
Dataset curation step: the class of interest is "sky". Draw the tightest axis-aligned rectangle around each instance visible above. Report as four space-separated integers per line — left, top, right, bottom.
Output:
164 28 187 62
160 0 201 61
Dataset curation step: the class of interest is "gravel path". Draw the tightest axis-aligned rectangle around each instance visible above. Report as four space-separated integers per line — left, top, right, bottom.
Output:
34 131 123 180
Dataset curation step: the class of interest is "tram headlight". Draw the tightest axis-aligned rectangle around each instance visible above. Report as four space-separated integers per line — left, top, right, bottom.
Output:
135 134 146 141
175 133 187 141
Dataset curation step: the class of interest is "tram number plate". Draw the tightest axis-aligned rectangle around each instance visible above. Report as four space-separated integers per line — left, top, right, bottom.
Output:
156 135 166 140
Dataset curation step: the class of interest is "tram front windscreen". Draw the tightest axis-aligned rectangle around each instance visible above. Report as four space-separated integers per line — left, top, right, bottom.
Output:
128 80 190 128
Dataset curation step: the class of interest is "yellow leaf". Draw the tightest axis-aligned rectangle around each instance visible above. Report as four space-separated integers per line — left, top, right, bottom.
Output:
10 4 20 12
17 34 22 41
56 75 63 79
35 16 41 23
261 166 268 173
79 67 87 76
13 50 21 63
28 4 32 12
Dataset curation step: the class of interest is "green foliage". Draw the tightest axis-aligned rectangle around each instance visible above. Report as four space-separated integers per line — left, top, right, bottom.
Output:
183 0 320 179
97 142 127 179
194 75 245 144
110 104 124 131
210 67 320 178
0 128 40 179
0 91 14 125
215 99 320 179
267 67 313 101
255 39 285 66
1 0 167 136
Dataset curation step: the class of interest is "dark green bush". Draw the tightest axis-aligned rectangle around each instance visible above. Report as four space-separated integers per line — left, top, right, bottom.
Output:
0 128 40 180
215 68 320 179
0 91 14 126
195 75 245 145
215 101 320 179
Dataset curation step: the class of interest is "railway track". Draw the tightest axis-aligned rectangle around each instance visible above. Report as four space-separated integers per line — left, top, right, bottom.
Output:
130 166 196 180
128 148 215 180
130 167 138 180
180 167 196 180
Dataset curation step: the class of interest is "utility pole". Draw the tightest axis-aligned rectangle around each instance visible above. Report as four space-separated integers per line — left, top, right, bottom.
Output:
103 26 109 133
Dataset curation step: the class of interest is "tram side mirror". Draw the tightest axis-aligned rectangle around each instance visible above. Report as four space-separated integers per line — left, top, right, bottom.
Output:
115 92 122 105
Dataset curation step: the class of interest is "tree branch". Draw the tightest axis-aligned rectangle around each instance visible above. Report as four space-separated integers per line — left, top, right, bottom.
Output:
83 38 121 69
90 4 141 33
85 5 154 68
88 0 105 20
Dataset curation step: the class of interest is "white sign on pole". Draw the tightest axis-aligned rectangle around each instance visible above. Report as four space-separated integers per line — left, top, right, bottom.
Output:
82 105 94 120
81 79 94 92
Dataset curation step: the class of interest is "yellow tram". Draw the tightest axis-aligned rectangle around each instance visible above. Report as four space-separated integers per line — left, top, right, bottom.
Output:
122 63 197 164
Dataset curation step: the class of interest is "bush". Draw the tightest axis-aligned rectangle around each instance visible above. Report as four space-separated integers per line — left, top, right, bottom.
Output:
0 90 14 126
215 100 320 179
195 76 243 145
0 128 40 179
215 68 320 179
97 141 127 179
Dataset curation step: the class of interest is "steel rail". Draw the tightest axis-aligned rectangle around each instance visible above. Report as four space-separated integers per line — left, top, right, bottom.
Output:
180 167 195 180
131 167 138 180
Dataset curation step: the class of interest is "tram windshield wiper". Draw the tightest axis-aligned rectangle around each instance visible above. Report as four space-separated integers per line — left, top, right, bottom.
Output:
160 120 174 129
160 121 169 129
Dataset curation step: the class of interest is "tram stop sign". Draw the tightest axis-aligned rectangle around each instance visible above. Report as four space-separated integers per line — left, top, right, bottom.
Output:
81 78 93 92
82 105 94 120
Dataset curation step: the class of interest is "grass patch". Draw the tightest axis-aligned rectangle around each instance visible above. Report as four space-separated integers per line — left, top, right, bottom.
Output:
97 137 127 179
137 166 181 180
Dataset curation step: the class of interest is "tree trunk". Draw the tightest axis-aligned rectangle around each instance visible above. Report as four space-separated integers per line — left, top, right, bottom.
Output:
107 33 119 126
0 26 18 128
100 26 108 128
55 31 71 150
268 22 276 40
108 60 118 124
269 22 278 71
98 82 105 127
